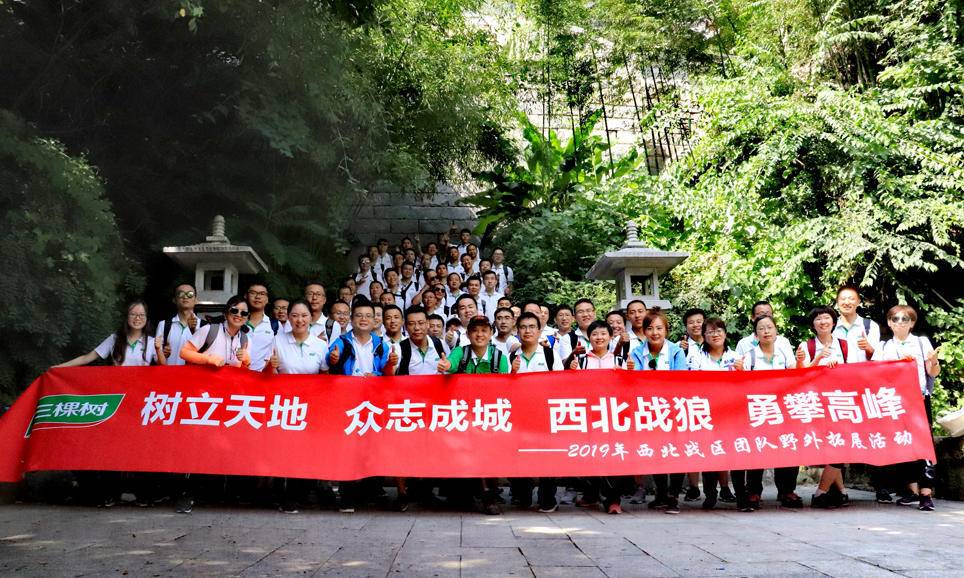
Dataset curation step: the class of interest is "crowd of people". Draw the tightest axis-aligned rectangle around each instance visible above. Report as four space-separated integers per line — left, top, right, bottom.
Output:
53 229 942 516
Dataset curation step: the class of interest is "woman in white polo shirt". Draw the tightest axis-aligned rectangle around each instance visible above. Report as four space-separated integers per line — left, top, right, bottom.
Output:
872 304 940 511
689 317 741 509
797 306 850 509
55 300 160 367
180 296 251 369
267 300 329 375
265 299 329 513
738 314 801 511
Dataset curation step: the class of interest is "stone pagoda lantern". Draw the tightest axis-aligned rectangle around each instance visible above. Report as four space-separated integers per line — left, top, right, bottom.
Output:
163 216 269 314
586 221 689 309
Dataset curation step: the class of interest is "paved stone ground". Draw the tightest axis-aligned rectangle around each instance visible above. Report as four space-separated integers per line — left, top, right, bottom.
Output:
1 487 962 577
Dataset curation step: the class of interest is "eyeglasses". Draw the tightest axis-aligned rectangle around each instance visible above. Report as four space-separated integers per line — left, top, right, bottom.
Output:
228 307 250 318
305 291 324 298
128 313 147 320
176 291 196 299
247 290 268 298
705 329 725 337
890 315 913 324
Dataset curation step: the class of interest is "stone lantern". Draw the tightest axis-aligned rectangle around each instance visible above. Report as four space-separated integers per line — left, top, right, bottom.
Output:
163 216 269 314
586 221 688 309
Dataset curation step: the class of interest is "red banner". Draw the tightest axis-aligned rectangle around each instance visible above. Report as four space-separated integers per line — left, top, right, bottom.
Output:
0 361 935 482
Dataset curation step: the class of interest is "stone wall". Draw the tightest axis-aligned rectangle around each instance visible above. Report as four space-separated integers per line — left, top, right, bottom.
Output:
347 183 479 250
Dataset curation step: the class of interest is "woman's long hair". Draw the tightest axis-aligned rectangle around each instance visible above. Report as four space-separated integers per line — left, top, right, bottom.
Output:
111 300 151 366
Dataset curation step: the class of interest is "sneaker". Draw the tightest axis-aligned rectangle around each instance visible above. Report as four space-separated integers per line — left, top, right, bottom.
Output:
279 501 299 514
628 486 647 505
338 506 356 513
665 498 680 514
702 495 717 510
537 503 558 513
607 502 622 515
918 495 934 511
719 487 737 503
683 486 700 501
99 496 116 509
896 494 920 507
174 495 193 514
482 502 502 516
394 493 410 513
810 493 835 509
875 490 893 504
738 499 753 513
779 492 803 509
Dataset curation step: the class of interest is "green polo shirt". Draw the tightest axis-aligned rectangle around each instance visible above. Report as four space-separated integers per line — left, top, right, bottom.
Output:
446 345 510 374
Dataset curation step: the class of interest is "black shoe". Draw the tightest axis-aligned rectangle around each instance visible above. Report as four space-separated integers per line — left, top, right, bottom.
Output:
810 493 835 509
747 494 761 511
174 494 193 514
482 502 502 516
896 494 920 506
665 497 680 514
737 499 753 513
279 501 299 514
628 486 647 504
394 493 410 513
98 496 116 509
875 490 893 504
683 486 700 501
719 487 737 503
779 492 803 509
702 495 717 510
918 495 935 511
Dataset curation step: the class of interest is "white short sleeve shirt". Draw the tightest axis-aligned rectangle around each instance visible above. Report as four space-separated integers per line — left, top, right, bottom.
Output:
274 332 329 374
94 334 156 366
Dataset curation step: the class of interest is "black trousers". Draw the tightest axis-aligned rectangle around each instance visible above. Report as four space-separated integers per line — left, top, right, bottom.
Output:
581 476 630 507
701 472 720 497
652 473 685 498
774 466 799 495
731 469 764 498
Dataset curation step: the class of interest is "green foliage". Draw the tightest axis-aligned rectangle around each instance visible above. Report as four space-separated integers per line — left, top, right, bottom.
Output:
468 110 638 242
0 110 132 401
0 0 517 297
521 272 616 318
928 301 964 433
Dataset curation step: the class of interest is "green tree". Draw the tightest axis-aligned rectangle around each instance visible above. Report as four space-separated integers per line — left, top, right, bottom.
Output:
0 110 133 401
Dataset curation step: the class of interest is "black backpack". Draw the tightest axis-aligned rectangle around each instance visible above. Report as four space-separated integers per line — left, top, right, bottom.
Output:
395 337 446 375
197 323 248 354
509 345 555 371
162 315 209 348
455 344 503 374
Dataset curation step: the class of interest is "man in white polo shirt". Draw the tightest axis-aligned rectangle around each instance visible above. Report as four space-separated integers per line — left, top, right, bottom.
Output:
833 285 881 362
478 271 503 323
244 282 277 371
156 283 200 366
490 247 514 295
303 282 340 344
509 311 563 512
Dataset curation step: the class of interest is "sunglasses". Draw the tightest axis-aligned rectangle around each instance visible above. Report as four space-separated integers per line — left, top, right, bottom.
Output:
890 315 913 324
228 307 250 318
176 291 196 299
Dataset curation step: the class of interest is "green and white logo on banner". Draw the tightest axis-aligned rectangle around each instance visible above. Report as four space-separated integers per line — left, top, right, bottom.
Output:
25 394 125 438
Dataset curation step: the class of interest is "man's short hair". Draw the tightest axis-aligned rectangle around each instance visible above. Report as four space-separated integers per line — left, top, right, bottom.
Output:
404 305 427 321
574 298 595 310
516 311 542 329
